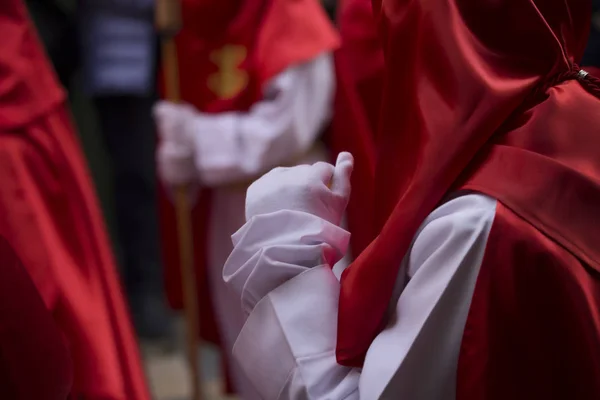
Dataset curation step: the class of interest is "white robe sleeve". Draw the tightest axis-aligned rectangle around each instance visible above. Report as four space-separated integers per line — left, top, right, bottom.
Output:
189 52 335 186
224 194 497 400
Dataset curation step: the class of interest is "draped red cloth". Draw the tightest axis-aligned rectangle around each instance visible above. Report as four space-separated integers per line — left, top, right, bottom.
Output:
337 0 384 135
0 2 150 398
457 201 600 399
159 0 339 390
326 0 383 256
0 236 73 399
337 0 599 367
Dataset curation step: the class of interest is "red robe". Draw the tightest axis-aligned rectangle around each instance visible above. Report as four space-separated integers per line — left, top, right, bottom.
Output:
326 0 383 256
0 236 73 399
159 0 339 356
335 5 600 397
0 2 150 399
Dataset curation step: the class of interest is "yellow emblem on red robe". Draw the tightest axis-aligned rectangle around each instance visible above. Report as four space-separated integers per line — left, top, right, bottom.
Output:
208 45 249 100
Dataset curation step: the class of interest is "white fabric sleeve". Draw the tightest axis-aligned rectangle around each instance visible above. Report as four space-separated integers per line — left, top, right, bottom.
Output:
225 194 497 400
360 194 496 399
189 52 335 186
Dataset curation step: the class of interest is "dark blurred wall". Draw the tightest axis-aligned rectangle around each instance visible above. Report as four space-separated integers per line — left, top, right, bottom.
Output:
321 0 337 22
582 0 600 67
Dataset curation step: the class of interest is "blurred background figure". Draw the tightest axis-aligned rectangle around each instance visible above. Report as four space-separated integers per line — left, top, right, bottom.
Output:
0 0 151 398
78 0 175 343
154 0 339 397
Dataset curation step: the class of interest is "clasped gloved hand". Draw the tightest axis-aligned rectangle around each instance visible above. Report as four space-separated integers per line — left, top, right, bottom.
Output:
245 152 354 226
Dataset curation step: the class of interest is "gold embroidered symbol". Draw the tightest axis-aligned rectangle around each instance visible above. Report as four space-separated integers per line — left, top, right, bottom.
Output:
208 45 249 100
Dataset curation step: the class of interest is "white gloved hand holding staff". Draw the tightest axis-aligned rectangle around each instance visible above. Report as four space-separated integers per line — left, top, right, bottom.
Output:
154 100 199 186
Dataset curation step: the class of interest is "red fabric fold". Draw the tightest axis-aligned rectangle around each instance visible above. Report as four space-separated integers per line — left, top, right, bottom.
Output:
0 105 151 400
325 0 383 256
0 236 73 399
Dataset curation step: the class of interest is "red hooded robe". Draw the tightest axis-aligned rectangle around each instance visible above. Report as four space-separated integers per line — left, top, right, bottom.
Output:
0 1 150 399
336 0 600 396
159 0 339 363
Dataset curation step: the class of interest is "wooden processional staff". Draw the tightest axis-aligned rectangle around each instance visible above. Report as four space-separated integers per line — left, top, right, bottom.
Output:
155 1 203 399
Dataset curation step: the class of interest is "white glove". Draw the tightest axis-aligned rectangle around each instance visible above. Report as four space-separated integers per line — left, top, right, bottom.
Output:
245 152 354 226
154 100 199 186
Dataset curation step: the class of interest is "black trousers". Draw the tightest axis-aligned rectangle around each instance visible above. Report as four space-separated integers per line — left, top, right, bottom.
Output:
94 95 172 339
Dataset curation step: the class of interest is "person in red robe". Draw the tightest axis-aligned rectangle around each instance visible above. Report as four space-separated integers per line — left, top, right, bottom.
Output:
154 0 340 396
0 236 73 399
327 0 383 257
220 0 600 398
0 1 150 399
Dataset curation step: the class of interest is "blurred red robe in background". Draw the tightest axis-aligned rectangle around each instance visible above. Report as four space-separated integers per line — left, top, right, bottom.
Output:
0 1 150 399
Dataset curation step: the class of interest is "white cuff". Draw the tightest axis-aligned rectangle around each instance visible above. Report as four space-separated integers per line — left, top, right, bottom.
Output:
224 210 350 316
233 266 356 400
